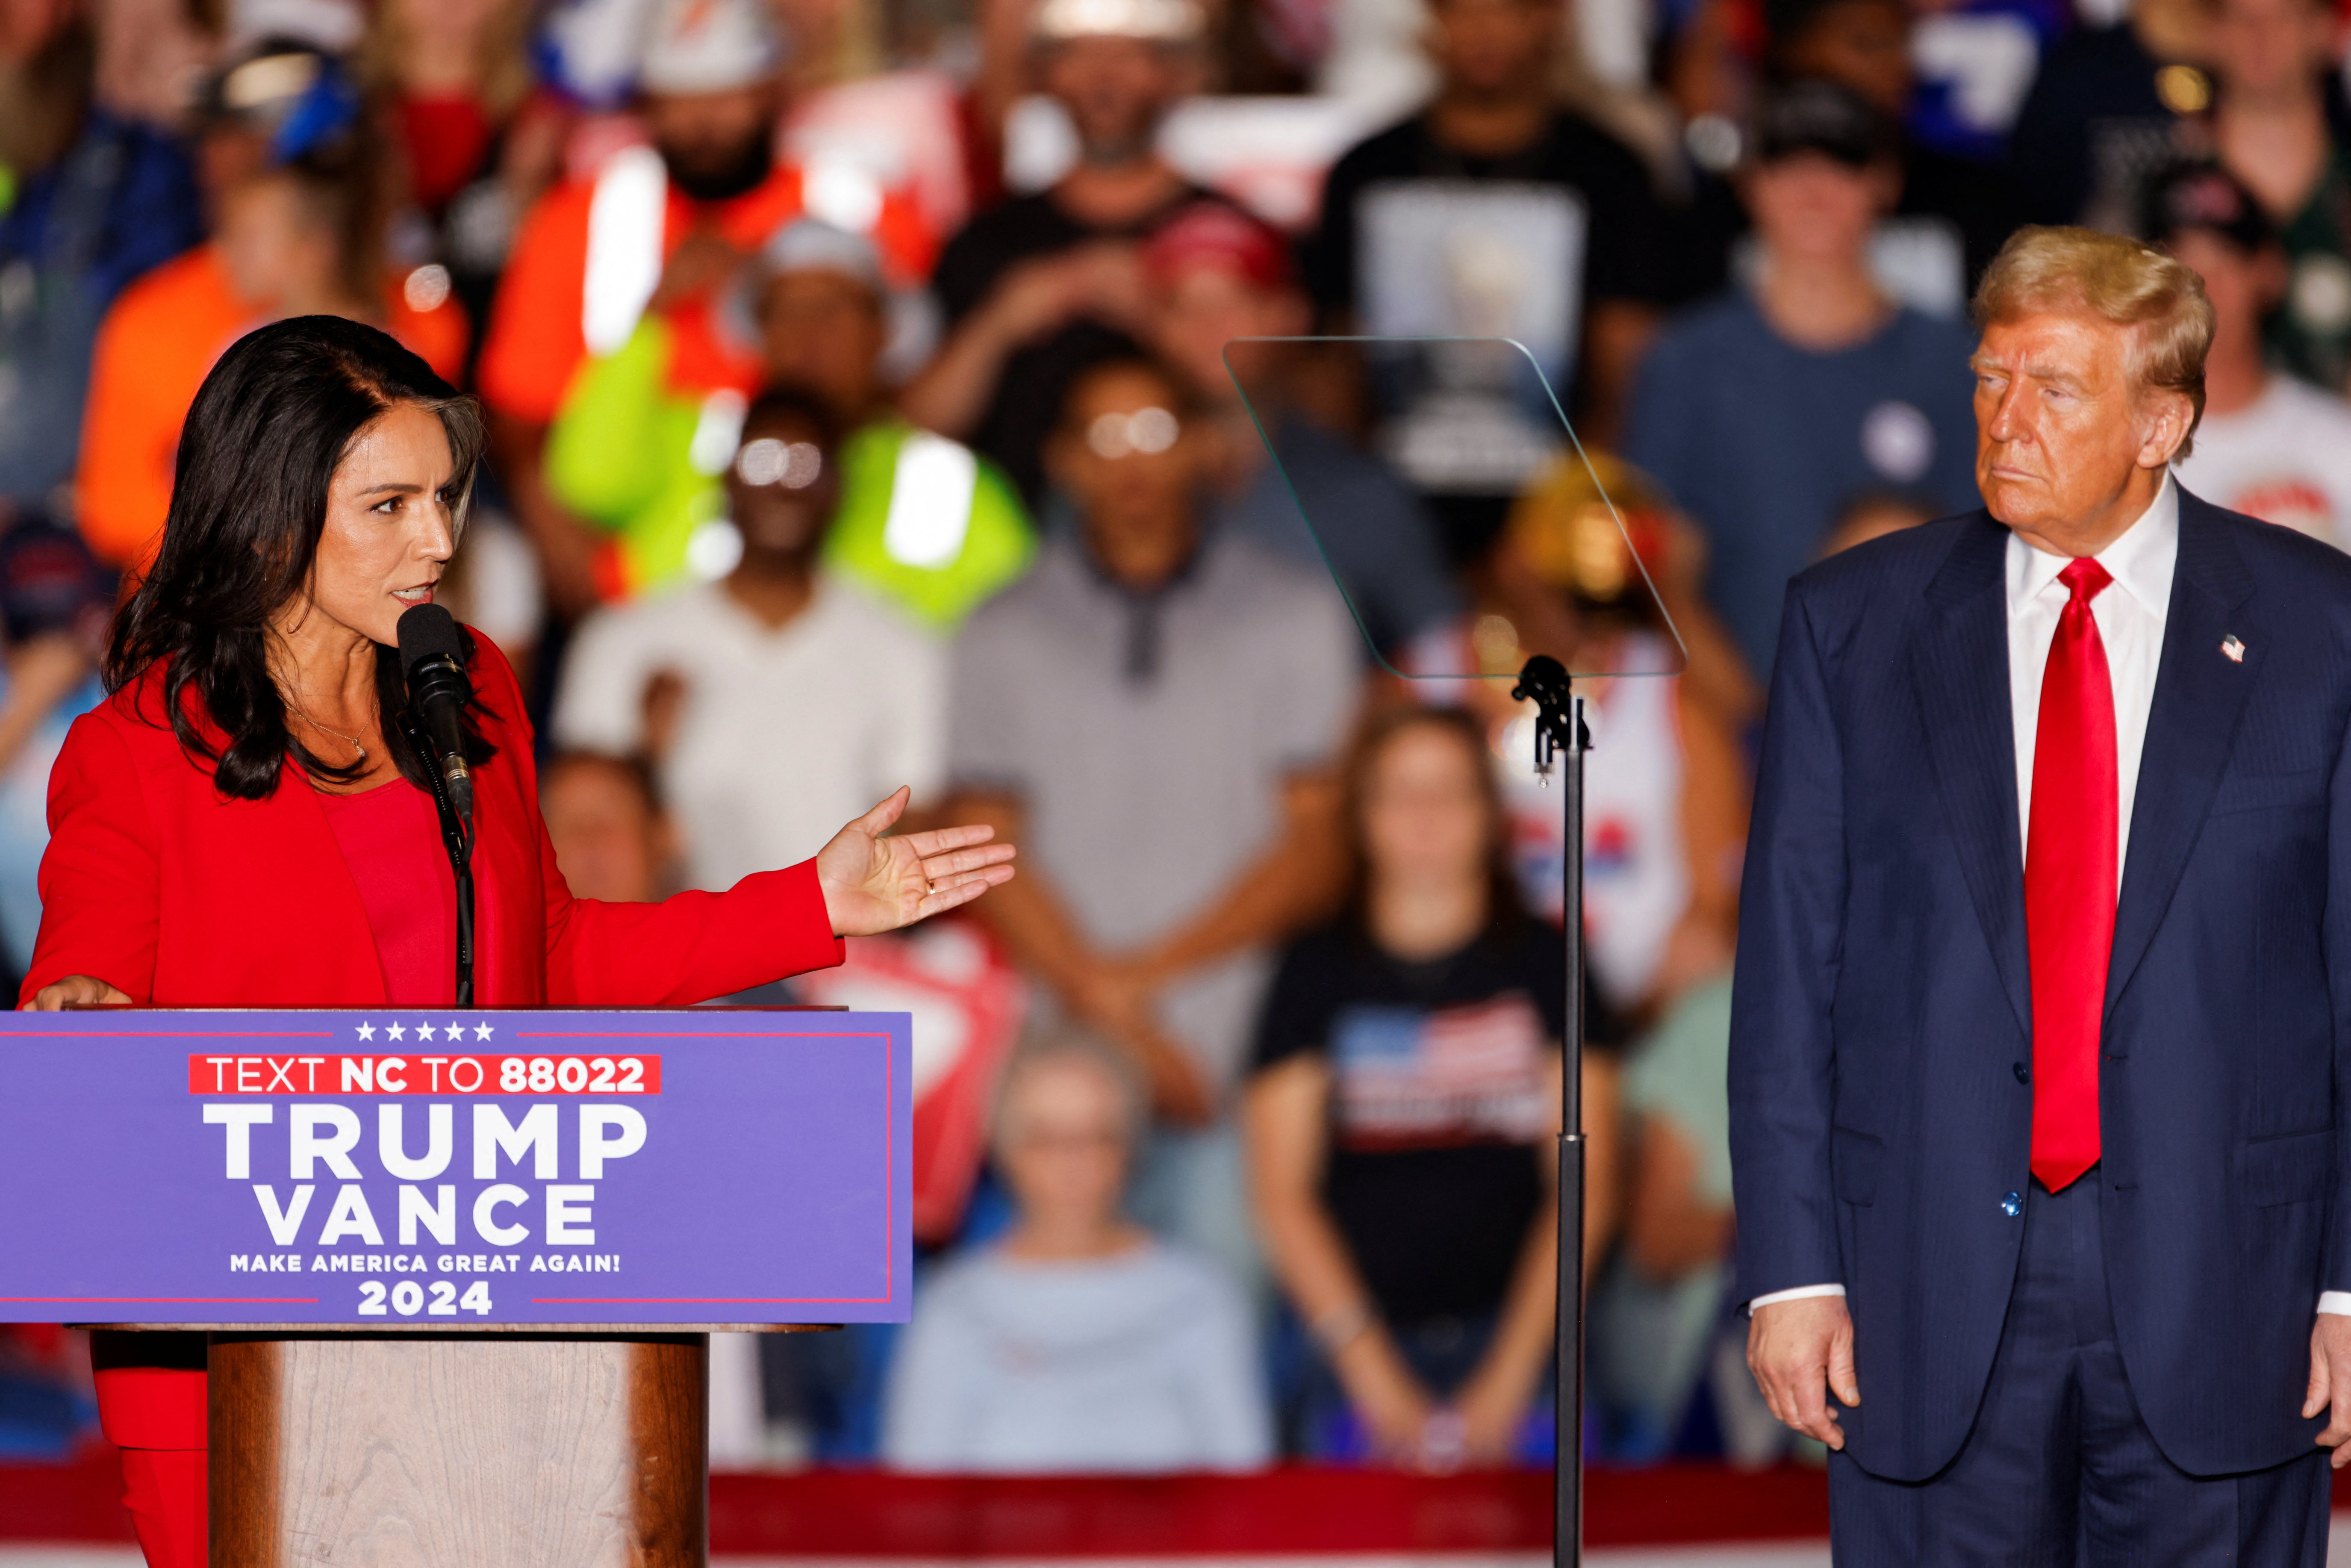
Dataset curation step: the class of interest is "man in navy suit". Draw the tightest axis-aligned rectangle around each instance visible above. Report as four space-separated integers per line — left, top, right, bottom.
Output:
1731 223 2351 1563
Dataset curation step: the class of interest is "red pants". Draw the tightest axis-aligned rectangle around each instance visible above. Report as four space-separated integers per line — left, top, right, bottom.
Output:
91 1332 207 1568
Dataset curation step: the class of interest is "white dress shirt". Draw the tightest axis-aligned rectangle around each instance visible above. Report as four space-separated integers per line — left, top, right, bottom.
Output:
2005 475 2176 879
1750 479 2351 1318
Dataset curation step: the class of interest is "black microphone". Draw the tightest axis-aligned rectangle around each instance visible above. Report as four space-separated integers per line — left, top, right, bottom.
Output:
396 604 474 827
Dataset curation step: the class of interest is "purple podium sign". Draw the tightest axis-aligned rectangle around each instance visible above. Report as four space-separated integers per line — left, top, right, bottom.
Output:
0 1010 912 1326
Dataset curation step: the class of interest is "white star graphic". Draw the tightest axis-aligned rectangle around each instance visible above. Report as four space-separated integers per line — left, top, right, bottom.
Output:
474 1022 494 1041
387 1022 406 1041
418 1021 436 1041
356 1022 375 1041
446 1020 465 1041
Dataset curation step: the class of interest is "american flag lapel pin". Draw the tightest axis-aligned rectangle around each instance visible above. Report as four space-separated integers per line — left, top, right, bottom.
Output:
2222 636 2247 663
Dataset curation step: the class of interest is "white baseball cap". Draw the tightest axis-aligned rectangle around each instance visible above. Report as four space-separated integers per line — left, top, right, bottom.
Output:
722 218 940 382
639 0 786 95
1030 0 1204 42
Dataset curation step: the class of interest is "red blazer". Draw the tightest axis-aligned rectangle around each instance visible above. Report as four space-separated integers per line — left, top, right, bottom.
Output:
21 637 843 1006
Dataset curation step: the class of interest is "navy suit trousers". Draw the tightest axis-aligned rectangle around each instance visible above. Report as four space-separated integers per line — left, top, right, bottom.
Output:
1827 1169 2332 1565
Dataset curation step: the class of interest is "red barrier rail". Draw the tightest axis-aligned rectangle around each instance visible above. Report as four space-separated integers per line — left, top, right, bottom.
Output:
6 1453 1826 1551
20 1447 2351 1553
711 1465 1831 1554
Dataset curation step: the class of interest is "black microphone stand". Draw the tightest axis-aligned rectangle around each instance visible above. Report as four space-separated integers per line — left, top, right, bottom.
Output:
1512 653 1588 1568
398 711 475 1005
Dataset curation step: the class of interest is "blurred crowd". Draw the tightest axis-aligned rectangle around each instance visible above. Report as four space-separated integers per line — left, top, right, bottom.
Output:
10 0 2351 1477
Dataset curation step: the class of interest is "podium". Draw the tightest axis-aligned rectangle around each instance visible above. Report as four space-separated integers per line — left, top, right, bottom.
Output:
209 1326 708 1565
0 1010 914 1567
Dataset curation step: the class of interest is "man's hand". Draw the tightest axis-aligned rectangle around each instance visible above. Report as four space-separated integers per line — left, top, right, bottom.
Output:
1065 953 1167 1038
815 787 1016 936
2302 1313 2351 1465
1057 961 1212 1126
978 253 1099 347
24 976 133 1010
0 632 97 778
979 243 1148 347
646 225 745 314
1747 1294 1859 1449
11 632 95 707
489 412 605 619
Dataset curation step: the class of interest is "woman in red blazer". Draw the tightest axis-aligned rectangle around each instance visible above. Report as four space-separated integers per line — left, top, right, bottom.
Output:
25 316 1014 1568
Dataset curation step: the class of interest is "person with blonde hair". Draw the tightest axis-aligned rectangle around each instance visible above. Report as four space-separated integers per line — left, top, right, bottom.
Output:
362 0 568 380
882 1025 1272 1472
1473 453 1750 1016
1735 222 2351 1560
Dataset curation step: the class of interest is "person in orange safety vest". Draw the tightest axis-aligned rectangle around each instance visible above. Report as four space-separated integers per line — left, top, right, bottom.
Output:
74 42 468 575
477 0 933 612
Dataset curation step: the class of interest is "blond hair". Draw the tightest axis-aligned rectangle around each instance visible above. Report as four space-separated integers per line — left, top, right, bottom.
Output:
358 0 538 119
1972 225 2214 460
988 1021 1150 1159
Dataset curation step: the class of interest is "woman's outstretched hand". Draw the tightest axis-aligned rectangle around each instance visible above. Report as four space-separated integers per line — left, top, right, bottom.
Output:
816 787 1017 937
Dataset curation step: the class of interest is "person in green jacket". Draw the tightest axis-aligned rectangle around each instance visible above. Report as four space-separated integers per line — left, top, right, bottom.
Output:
546 217 1034 628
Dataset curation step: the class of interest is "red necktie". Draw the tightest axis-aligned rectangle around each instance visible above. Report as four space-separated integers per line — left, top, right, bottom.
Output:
2027 557 2118 1193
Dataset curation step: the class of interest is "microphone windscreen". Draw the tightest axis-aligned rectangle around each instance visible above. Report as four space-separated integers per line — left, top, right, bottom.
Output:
396 603 465 677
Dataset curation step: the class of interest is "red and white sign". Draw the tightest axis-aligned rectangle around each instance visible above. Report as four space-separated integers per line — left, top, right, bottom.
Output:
187 1055 663 1096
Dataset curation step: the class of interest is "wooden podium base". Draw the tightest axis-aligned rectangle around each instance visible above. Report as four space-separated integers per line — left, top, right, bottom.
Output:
209 1332 708 1568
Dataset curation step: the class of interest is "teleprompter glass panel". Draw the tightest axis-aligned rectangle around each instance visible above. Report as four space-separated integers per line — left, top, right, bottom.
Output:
1222 336 1687 684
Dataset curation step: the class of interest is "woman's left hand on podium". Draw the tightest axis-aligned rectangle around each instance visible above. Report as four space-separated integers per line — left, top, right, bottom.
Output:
816 787 1017 937
23 974 134 1010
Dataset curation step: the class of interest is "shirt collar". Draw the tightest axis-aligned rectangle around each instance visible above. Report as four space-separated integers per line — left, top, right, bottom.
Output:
1072 526 1210 605
2006 472 2179 618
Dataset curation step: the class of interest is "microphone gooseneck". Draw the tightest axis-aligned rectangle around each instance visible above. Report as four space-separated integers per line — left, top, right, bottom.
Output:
395 603 475 827
396 602 477 1006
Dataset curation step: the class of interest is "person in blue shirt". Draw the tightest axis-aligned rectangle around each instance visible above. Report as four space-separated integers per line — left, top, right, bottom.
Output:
0 505 115 986
0 33 203 505
1624 81 1979 677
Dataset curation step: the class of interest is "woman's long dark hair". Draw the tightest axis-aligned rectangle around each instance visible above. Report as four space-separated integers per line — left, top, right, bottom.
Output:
1338 702 1529 946
108 315 496 799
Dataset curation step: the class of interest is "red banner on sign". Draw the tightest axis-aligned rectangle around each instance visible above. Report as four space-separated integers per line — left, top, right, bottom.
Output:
186 1054 663 1095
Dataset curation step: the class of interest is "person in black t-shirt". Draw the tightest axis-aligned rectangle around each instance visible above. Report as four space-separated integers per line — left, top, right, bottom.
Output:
902 0 1233 506
2005 0 2210 230
1244 703 1621 1466
1300 0 1681 448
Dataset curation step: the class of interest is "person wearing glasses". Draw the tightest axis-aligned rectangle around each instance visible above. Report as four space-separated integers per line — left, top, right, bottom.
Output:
945 352 1361 1288
554 386 950 897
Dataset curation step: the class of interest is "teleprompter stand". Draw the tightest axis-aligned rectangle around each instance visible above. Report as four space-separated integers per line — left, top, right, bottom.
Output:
1511 654 1589 1568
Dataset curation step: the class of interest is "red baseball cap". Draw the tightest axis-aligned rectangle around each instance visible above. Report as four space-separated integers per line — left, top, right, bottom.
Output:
1142 201 1295 292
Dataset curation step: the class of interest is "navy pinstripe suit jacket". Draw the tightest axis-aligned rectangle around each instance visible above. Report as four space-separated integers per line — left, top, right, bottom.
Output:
1729 490 2351 1480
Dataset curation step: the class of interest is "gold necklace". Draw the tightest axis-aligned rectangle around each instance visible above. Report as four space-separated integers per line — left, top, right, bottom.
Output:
289 704 368 765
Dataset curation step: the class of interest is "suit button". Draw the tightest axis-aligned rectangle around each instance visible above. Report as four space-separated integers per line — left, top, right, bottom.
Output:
2013 1061 2030 1084
2001 1192 2023 1217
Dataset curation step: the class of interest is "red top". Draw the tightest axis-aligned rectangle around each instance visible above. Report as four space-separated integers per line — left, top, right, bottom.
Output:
317 780 457 1006
23 636 844 1006
396 93 496 215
